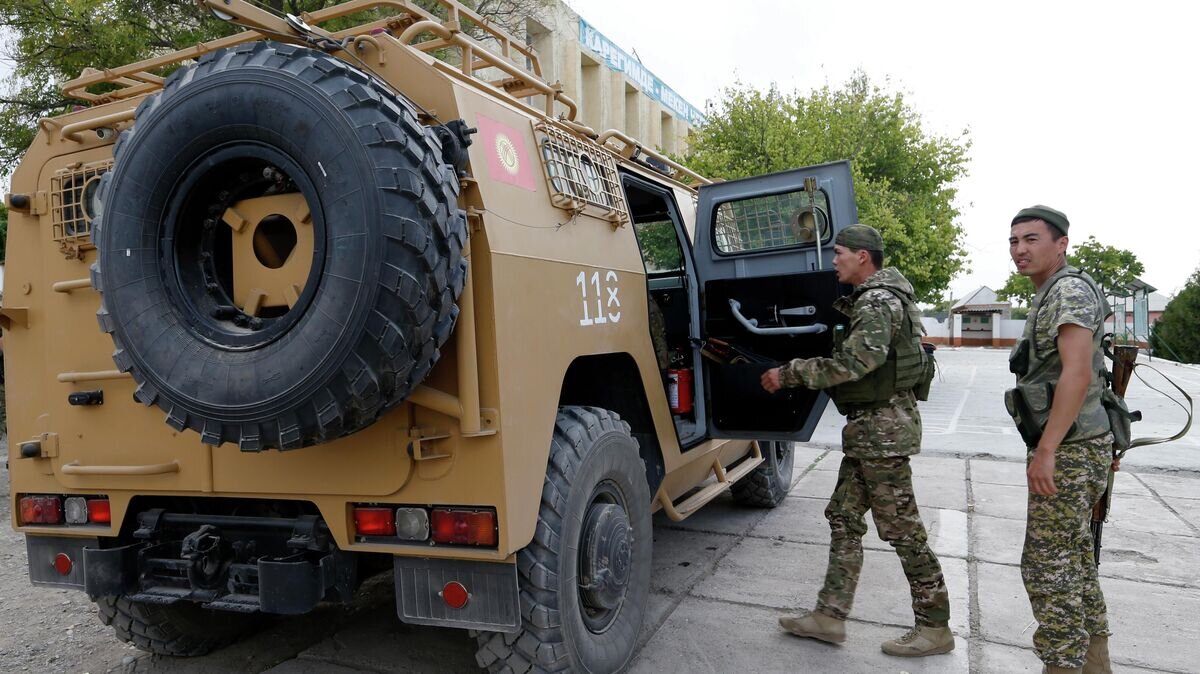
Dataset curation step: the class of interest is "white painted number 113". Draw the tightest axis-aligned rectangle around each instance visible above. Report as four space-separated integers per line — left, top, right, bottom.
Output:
576 270 621 326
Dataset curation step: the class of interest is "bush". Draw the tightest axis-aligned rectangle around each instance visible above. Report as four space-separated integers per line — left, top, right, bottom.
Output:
1150 268 1200 363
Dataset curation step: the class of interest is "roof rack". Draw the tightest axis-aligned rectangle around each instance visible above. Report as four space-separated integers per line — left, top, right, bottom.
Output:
55 0 707 185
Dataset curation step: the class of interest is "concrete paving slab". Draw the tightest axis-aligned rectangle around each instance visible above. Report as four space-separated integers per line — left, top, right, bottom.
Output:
752 497 968 561
692 537 970 636
978 640 1043 673
1137 473 1200 501
910 455 969 482
791 445 832 476
973 513 1200 587
970 459 1026 486
972 482 1028 521
1161 496 1200 532
915 475 969 511
976 561 1200 672
1101 495 1195 536
629 595 969 674
651 527 738 594
636 591 677 653
789 466 840 499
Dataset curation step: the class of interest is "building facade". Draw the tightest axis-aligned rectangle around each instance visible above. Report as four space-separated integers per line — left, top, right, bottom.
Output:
520 2 703 156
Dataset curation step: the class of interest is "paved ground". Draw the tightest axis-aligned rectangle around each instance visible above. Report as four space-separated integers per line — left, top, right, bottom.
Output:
2 347 1197 672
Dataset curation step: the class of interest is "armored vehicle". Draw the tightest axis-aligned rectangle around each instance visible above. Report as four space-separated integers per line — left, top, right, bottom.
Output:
3 1 856 670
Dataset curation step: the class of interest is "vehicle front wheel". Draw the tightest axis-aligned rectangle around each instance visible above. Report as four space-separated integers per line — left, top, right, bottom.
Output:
475 406 652 672
731 440 795 507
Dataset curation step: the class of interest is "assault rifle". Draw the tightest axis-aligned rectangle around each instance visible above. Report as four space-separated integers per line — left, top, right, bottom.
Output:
1091 342 1194 565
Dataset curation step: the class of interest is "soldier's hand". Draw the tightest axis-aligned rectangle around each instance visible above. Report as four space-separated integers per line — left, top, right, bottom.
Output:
1028 447 1058 496
761 367 783 393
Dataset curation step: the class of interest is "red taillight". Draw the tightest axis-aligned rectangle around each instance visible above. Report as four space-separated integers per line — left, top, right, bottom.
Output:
53 553 73 576
441 581 470 609
87 499 111 524
431 510 496 546
353 507 396 536
19 496 63 525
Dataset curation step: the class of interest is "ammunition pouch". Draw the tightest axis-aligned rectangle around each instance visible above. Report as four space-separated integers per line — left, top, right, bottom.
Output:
1004 385 1045 448
913 344 937 402
1101 387 1139 452
1009 338 1030 376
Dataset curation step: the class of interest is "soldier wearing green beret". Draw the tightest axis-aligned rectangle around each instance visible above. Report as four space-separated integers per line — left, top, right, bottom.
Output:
762 224 953 657
1006 206 1113 674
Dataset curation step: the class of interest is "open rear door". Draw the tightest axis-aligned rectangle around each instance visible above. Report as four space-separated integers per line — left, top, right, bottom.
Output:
692 161 857 441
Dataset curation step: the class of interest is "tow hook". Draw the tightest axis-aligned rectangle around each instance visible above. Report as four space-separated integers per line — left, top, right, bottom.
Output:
181 524 229 589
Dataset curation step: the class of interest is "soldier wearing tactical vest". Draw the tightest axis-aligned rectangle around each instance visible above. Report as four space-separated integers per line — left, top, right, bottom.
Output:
1006 206 1114 674
761 224 953 658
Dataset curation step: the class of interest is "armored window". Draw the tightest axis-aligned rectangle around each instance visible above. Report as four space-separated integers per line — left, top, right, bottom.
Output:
535 123 629 226
712 188 830 254
51 160 112 258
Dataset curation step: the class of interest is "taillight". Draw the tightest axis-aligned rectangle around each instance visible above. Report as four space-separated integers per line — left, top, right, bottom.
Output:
353 507 396 536
431 509 497 546
87 499 112 524
19 496 62 525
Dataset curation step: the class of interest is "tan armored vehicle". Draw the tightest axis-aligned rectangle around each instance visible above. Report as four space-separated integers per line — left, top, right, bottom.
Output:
3 1 856 670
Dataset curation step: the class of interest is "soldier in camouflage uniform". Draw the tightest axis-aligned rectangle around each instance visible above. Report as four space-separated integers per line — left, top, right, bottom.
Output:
1007 206 1113 674
762 224 953 657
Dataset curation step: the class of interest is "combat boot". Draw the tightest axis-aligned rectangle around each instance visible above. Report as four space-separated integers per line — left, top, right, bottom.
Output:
1083 635 1112 674
778 611 846 644
881 625 955 656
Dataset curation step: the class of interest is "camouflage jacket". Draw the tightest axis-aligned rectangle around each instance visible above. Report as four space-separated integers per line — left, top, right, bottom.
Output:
779 267 922 458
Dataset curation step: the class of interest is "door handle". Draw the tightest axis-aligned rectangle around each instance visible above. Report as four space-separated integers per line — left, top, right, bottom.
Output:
728 299 827 335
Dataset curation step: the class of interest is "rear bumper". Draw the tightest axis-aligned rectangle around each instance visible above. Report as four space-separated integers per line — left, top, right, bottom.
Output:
24 509 356 615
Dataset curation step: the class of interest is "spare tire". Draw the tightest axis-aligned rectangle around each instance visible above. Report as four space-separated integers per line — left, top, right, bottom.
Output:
91 41 467 450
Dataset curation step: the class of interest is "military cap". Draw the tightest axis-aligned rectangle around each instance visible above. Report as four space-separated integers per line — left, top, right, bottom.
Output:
1012 205 1069 235
835 223 883 252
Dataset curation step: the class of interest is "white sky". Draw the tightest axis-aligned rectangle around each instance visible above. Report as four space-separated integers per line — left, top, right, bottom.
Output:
566 0 1200 300
4 2 1197 298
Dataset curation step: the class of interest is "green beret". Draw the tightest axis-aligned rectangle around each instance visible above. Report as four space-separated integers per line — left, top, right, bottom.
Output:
1012 205 1069 235
835 223 883 252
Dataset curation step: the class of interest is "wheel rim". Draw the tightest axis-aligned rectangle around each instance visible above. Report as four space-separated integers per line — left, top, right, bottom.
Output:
161 142 325 351
577 479 634 634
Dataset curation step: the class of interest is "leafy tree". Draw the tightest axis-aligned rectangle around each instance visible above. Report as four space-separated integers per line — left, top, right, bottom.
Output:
683 73 971 301
0 0 544 170
996 271 1036 307
1067 235 1145 296
1150 269 1200 363
1010 306 1029 320
0 201 7 263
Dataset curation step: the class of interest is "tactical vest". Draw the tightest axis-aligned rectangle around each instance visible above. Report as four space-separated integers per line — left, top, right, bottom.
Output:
830 278 927 413
1005 265 1111 446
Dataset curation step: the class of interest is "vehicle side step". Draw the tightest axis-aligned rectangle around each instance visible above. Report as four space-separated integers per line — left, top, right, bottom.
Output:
655 442 764 522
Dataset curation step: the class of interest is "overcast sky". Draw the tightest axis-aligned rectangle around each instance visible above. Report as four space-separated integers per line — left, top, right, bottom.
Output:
567 0 1200 300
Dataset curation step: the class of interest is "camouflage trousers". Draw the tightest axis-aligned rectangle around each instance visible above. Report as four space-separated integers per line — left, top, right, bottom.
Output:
815 455 950 627
1022 435 1112 668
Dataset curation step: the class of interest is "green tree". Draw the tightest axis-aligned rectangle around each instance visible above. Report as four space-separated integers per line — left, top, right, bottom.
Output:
996 271 1036 306
0 0 543 170
1067 235 1145 295
1150 269 1200 363
684 73 971 301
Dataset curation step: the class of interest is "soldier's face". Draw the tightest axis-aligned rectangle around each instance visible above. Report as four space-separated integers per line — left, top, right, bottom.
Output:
1009 220 1068 280
832 244 867 284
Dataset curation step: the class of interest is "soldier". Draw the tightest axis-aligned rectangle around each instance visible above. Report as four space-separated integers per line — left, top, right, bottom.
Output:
761 224 953 657
1006 206 1113 674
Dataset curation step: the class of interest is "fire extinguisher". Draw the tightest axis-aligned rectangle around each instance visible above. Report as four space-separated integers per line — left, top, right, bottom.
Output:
667 368 693 414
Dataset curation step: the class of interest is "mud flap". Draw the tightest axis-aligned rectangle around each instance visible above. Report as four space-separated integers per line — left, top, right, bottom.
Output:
394 557 520 633
26 535 98 589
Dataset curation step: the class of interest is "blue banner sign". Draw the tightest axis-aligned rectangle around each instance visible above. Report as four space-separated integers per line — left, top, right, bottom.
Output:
578 18 706 126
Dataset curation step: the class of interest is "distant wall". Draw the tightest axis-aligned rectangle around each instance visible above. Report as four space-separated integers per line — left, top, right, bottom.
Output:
920 315 1024 347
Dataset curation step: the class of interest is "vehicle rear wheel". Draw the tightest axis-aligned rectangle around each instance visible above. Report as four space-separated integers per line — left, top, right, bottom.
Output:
91 41 467 450
95 595 262 657
474 406 652 673
731 440 794 507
